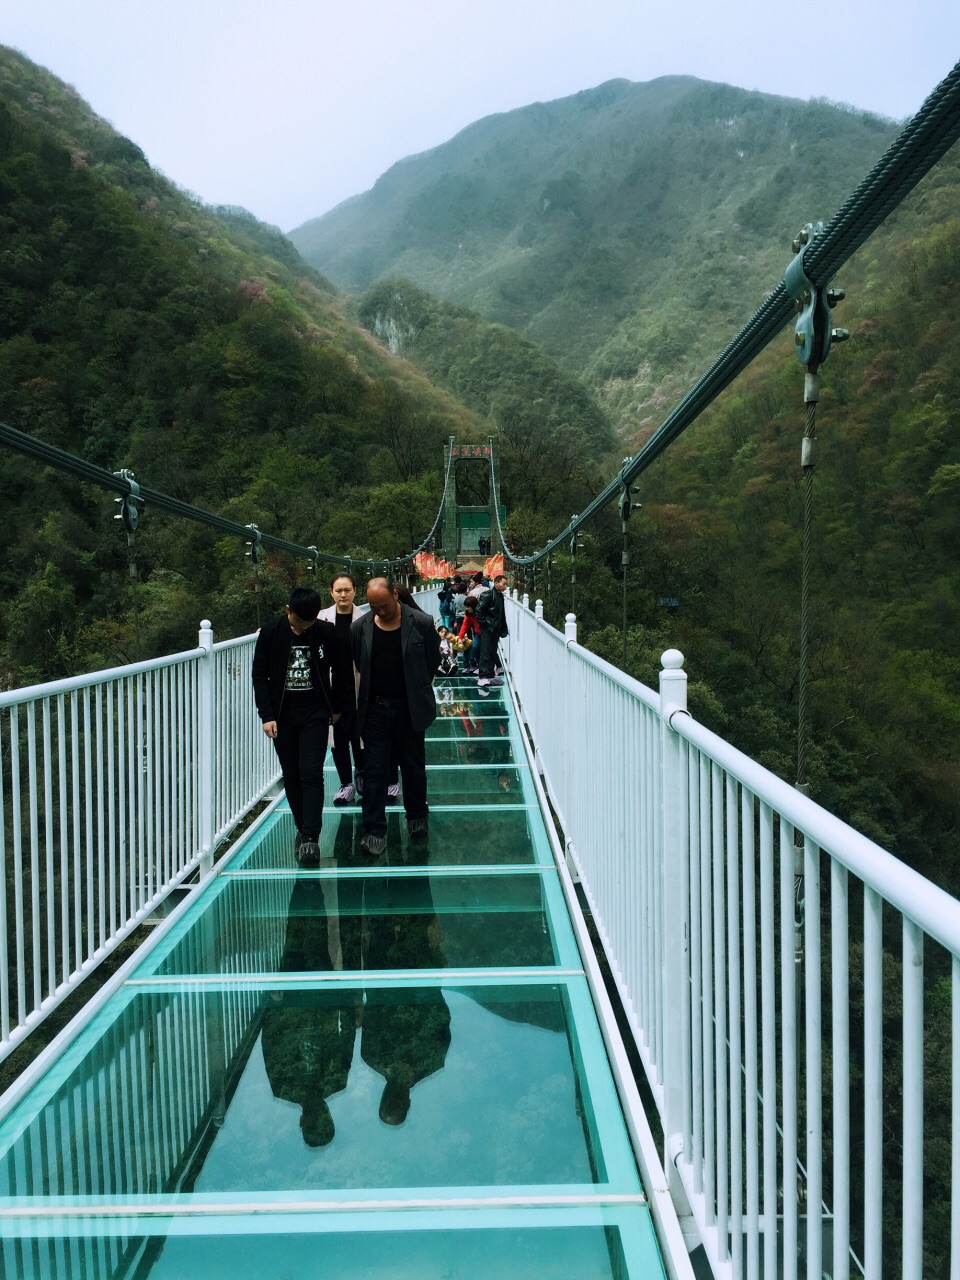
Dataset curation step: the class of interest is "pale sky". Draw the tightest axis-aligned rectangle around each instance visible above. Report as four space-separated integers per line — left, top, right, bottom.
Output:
3 0 958 232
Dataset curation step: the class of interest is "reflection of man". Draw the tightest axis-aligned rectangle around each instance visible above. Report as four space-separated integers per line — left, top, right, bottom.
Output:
352 578 441 857
261 813 451 1143
261 816 359 1148
475 574 509 688
252 586 347 867
362 988 451 1126
360 871 450 1125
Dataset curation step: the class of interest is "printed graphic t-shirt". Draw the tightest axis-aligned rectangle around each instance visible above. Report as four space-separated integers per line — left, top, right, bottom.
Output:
284 641 324 712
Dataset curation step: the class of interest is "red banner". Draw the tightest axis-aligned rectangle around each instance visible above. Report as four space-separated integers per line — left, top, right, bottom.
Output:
413 553 457 580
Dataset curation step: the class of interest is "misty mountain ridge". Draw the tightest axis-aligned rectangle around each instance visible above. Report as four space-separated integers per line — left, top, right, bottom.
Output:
289 75 899 412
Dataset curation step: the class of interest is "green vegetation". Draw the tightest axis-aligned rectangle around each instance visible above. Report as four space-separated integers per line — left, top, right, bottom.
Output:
306 75 960 903
0 48 485 682
290 75 899 411
2 45 959 1272
516 154 960 904
355 278 614 524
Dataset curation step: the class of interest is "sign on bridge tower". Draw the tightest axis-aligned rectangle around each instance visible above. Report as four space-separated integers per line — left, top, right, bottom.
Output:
439 435 504 563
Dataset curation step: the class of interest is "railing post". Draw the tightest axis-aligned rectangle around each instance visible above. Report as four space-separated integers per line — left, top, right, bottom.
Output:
198 620 215 876
535 598 543 620
660 648 690 1202
522 592 529 611
565 613 578 644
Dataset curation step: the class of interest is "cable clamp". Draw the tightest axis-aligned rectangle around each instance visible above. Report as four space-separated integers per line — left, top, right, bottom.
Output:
244 523 262 564
784 222 837 372
113 469 141 535
618 468 642 524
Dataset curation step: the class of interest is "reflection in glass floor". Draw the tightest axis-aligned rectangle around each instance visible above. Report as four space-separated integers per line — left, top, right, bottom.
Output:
0 672 667 1279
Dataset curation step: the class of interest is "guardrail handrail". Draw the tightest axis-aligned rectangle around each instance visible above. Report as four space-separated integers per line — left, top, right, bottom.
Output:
0 622 278 1065
673 711 960 957
501 590 960 1279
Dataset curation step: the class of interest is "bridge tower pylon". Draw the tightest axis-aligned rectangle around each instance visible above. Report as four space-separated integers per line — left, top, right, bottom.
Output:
439 435 502 564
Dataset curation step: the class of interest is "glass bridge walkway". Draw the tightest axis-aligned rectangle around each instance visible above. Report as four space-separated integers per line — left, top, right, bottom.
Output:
0 672 668 1279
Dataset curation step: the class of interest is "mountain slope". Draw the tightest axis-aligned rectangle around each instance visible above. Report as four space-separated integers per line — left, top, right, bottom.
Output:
289 76 900 409
0 47 488 681
354 277 614 524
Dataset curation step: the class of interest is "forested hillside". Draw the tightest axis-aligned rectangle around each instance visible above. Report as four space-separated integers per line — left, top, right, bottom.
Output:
355 278 614 522
2 43 959 898
532 147 960 893
0 49 487 683
314 71 960 893
290 76 899 410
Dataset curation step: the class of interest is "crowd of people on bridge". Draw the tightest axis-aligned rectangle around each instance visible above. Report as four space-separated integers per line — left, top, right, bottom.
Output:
252 566 510 868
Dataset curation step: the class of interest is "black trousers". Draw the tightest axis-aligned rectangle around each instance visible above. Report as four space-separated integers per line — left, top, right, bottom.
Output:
478 627 501 677
330 709 364 786
273 699 329 841
361 700 427 838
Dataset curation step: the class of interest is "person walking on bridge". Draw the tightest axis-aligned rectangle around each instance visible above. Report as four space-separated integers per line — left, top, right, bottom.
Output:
319 572 364 806
352 577 441 856
476 574 509 688
252 586 349 867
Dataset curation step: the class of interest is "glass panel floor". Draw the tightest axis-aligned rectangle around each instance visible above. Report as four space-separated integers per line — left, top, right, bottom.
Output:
0 674 666 1279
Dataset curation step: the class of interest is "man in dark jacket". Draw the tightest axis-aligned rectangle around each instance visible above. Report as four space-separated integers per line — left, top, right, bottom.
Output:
475 574 509 688
351 578 441 856
252 585 348 867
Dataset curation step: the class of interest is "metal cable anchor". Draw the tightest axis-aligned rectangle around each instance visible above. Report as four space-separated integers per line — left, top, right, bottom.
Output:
784 221 848 376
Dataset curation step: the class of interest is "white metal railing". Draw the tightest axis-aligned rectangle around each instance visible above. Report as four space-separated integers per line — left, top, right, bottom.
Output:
0 973 269 1279
503 592 960 1280
0 623 277 1063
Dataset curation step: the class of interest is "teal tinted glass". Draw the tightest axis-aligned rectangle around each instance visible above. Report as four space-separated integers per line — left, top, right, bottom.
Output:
322 765 529 805
426 714 511 738
151 873 559 976
424 765 529 804
0 653 668 1277
0 1215 664 1279
425 735 515 765
229 809 547 871
0 985 606 1198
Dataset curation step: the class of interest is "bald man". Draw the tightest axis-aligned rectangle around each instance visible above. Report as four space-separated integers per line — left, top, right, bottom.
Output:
351 578 441 856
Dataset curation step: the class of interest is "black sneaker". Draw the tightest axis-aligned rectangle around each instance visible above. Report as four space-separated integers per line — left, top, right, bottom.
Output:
407 817 428 841
359 832 386 857
296 839 321 869
292 830 303 857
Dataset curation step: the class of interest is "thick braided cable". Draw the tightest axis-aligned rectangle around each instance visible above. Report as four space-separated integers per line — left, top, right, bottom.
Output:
407 442 456 561
487 60 960 569
0 418 455 573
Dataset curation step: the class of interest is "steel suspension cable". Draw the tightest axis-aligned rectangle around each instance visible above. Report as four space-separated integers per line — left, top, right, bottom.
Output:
478 59 960 569
5 62 959 581
0 418 455 576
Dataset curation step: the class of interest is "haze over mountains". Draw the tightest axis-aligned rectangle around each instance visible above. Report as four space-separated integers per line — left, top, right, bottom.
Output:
2 44 960 920
289 76 899 412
